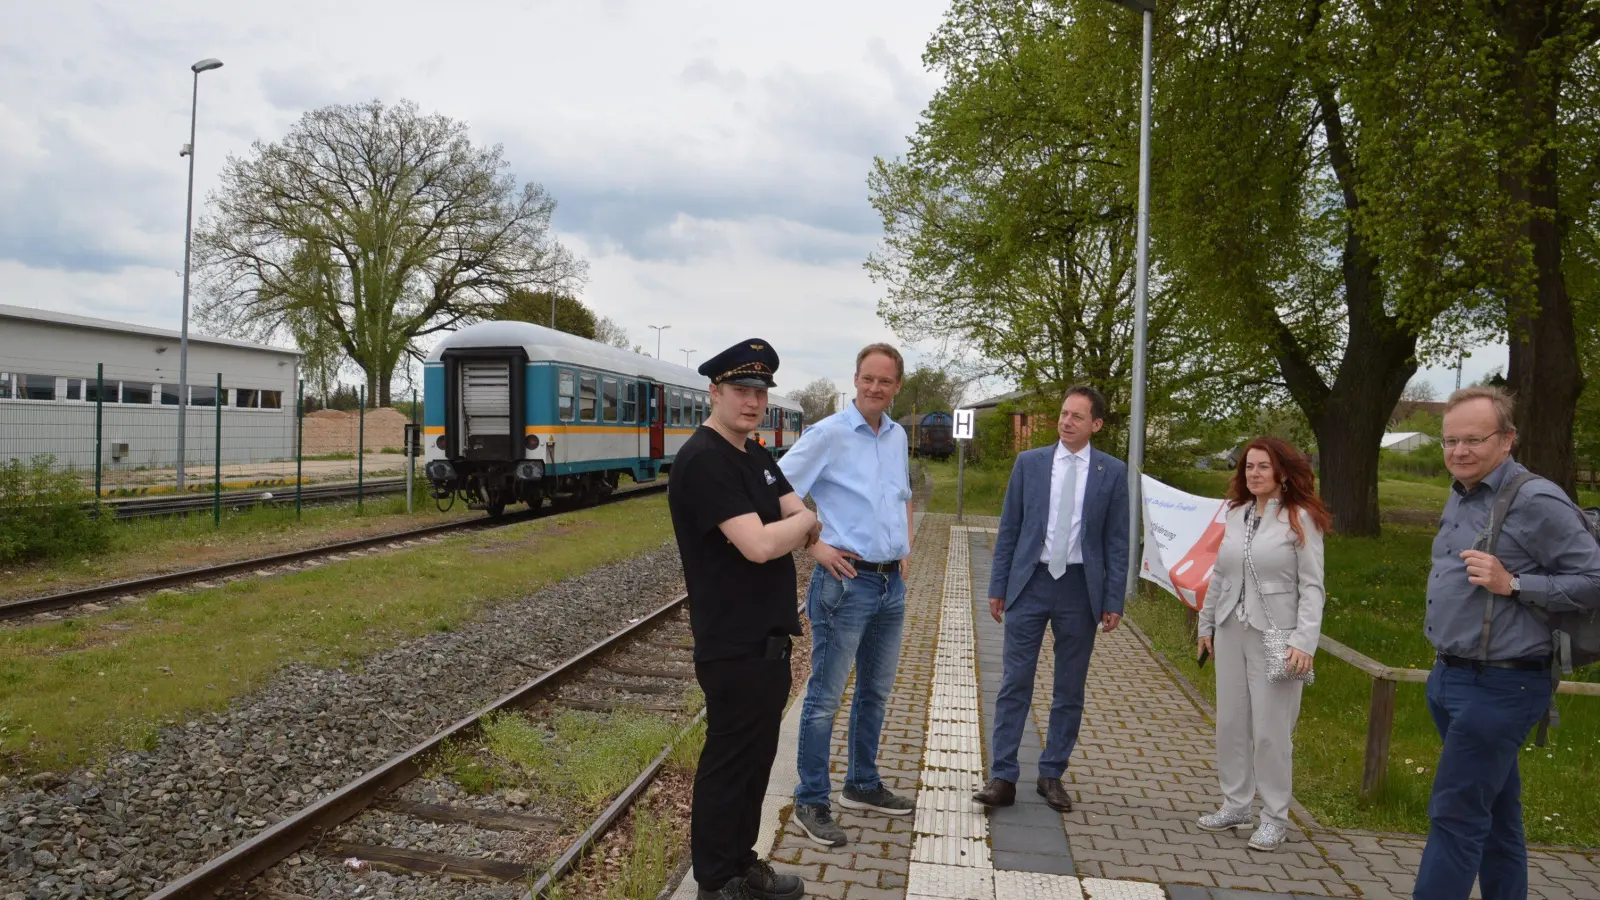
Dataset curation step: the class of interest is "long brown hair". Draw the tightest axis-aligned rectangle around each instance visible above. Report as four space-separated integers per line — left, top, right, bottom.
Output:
1226 437 1332 544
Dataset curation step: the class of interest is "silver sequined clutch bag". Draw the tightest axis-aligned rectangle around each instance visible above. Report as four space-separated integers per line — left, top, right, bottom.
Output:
1244 510 1314 685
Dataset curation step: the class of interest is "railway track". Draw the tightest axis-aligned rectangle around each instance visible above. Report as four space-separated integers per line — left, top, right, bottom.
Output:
1 482 668 623
89 478 409 519
144 592 701 900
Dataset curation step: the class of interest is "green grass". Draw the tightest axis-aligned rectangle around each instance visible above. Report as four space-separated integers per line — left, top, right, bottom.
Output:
479 708 679 806
948 465 1600 845
922 458 1010 518
0 497 675 773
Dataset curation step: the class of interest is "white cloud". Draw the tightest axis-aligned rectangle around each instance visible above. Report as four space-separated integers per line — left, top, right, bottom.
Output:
0 0 946 385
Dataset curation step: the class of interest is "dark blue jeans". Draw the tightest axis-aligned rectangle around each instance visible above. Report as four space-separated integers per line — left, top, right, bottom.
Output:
1414 661 1553 900
794 564 907 807
990 564 1097 783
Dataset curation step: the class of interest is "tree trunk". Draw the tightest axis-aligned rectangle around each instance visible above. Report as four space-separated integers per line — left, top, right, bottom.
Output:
1501 0 1584 498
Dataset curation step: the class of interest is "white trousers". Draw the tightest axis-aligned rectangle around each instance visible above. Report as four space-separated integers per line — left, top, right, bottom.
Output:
1213 613 1305 828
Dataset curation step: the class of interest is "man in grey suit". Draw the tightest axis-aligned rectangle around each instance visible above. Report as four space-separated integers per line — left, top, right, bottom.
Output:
974 384 1131 811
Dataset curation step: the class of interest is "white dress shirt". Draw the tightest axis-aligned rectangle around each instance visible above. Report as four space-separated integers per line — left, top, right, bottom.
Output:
1040 441 1092 567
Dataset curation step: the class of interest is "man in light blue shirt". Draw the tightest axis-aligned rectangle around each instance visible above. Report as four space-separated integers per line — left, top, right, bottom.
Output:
778 342 916 848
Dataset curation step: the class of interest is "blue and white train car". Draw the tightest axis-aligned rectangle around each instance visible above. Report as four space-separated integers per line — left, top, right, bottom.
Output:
422 320 805 515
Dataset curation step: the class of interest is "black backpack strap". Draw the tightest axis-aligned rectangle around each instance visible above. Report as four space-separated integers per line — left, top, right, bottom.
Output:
1477 471 1540 663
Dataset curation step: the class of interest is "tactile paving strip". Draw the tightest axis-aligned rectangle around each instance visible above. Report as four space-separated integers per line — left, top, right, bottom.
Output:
994 871 1087 900
1080 877 1166 899
908 861 995 899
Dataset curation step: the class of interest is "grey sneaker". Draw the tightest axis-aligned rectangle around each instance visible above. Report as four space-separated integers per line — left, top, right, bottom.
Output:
793 803 847 847
840 784 914 816
1248 821 1288 852
1196 808 1254 833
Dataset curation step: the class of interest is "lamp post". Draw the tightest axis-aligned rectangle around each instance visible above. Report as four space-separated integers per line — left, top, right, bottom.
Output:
1106 0 1154 606
176 56 223 490
647 324 670 359
681 348 696 368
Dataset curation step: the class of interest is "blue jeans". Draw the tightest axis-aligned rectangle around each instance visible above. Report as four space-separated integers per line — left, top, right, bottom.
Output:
991 564 1097 783
794 564 907 807
1415 661 1553 900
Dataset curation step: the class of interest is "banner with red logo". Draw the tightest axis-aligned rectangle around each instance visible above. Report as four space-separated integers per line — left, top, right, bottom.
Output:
1139 476 1228 611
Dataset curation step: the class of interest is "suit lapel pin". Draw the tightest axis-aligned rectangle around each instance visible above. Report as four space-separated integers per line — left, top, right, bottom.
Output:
1097 464 1104 472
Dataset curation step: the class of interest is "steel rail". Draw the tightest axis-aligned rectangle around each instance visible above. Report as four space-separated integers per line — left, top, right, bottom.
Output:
146 592 691 899
1 483 667 621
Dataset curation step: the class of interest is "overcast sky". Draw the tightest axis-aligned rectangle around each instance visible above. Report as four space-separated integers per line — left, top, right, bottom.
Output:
1 0 1494 405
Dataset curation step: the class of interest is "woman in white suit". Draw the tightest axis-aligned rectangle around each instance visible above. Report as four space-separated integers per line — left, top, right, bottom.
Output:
1195 436 1330 852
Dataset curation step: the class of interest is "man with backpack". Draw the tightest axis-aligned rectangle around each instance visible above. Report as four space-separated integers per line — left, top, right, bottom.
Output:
1416 386 1600 900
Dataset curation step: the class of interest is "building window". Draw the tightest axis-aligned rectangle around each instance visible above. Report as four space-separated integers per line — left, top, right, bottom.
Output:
260 390 282 410
160 384 181 406
579 373 598 421
601 377 619 423
234 388 259 409
0 373 11 399
18 374 56 401
86 380 117 403
66 379 83 401
122 383 153 405
558 369 575 421
190 385 219 407
623 383 638 423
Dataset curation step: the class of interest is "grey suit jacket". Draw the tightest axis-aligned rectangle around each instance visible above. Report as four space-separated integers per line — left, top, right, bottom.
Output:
1197 500 1327 655
987 444 1131 619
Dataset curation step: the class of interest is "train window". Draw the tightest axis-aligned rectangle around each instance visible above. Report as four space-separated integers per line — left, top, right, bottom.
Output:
579 373 598 421
693 395 703 426
623 383 638 423
602 377 619 423
558 369 575 421
668 389 681 426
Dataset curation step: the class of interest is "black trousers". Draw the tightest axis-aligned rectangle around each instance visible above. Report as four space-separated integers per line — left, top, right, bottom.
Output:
692 654 791 891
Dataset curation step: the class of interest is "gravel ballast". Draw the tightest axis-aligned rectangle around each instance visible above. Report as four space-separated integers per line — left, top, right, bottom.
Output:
0 543 686 900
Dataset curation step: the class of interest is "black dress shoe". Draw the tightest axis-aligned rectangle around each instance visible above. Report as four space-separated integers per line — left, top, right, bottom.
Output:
1036 777 1072 812
972 777 1016 807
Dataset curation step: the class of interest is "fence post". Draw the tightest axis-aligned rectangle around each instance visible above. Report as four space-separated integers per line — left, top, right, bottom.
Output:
358 385 366 512
214 373 222 527
1360 677 1398 798
296 379 304 520
94 363 104 518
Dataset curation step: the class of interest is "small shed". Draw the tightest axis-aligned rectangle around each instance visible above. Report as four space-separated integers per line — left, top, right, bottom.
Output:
1381 431 1436 454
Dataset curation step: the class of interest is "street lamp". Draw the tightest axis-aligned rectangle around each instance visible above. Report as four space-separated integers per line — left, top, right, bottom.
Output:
1104 0 1154 606
647 324 670 359
176 56 223 490
681 348 697 368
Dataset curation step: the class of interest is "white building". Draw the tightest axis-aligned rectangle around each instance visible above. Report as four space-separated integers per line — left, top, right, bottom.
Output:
0 304 300 471
1381 431 1436 454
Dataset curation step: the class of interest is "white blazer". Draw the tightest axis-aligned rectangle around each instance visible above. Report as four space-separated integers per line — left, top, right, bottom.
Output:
1197 500 1327 656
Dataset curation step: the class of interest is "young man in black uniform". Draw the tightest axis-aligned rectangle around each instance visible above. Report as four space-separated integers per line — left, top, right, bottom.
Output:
669 338 816 900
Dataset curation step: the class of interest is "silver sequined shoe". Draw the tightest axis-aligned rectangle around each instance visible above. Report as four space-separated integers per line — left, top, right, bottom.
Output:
1248 821 1288 852
1196 808 1254 833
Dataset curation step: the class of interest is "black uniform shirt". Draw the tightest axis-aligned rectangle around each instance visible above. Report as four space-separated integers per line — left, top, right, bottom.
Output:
668 425 802 662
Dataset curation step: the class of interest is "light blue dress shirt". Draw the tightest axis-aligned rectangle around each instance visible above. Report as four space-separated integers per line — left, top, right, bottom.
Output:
778 401 913 563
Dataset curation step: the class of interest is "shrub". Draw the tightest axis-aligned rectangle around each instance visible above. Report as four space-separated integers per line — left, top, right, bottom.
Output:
1380 443 1448 480
0 455 110 563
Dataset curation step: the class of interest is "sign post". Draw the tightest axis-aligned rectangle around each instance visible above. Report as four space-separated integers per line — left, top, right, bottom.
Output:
953 408 975 522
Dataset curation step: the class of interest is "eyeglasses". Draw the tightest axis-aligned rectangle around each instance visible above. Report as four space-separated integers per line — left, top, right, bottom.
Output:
1441 431 1502 451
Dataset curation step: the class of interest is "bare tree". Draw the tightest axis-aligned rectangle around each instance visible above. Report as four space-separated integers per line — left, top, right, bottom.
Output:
793 378 838 425
594 316 632 350
1401 377 1439 404
195 99 586 405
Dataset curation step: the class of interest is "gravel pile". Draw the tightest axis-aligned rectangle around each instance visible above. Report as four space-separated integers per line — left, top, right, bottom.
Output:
0 543 685 900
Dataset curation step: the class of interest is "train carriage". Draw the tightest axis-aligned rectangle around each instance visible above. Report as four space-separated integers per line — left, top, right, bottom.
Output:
422 321 803 515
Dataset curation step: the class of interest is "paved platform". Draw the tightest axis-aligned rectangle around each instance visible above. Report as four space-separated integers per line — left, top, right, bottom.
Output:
727 514 1600 900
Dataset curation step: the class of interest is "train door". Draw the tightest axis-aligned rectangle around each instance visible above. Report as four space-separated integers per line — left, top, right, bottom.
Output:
773 407 784 449
648 382 666 459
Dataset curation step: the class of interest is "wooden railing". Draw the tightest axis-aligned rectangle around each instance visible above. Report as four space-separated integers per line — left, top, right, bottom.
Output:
1317 635 1600 797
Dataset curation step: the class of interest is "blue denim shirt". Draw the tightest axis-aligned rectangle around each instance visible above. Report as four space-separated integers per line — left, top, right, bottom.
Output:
777 401 912 564
1427 457 1600 660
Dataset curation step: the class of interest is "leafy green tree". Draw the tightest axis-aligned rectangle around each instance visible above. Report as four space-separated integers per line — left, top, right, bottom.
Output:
868 0 1267 463
896 365 963 418
196 99 586 406
497 289 598 339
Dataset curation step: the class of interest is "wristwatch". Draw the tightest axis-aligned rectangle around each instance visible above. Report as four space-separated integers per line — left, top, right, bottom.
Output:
1509 574 1522 599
